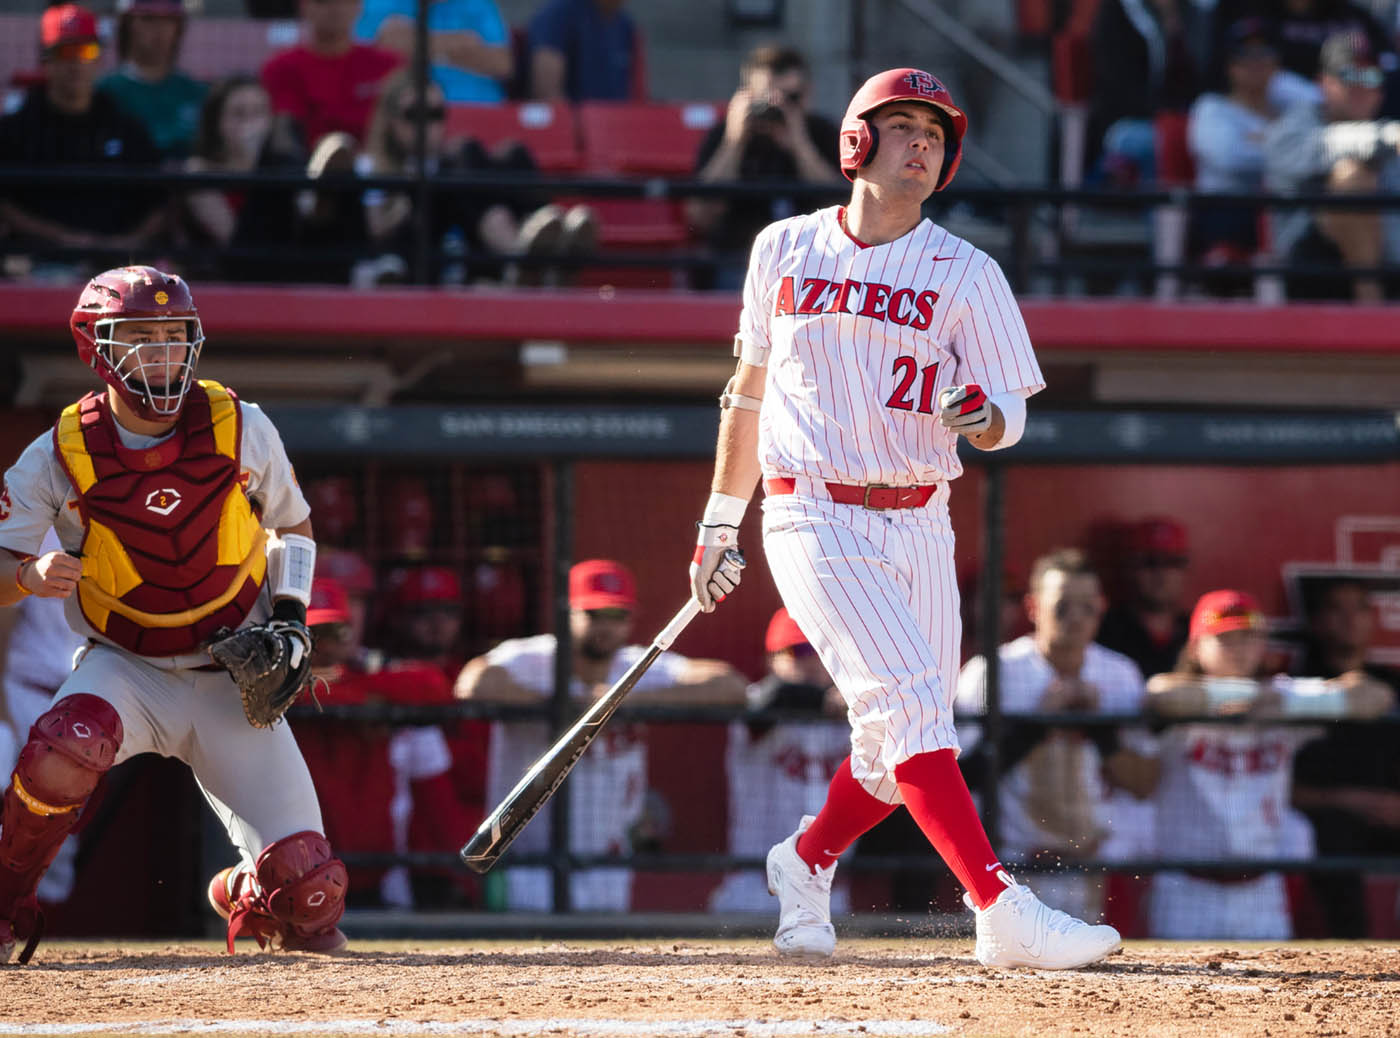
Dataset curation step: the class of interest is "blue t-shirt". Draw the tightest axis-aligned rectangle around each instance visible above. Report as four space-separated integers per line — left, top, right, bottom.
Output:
528 0 636 102
356 0 507 103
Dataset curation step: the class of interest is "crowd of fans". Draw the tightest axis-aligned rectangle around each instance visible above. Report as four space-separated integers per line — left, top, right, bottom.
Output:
1087 0 1400 298
0 0 635 286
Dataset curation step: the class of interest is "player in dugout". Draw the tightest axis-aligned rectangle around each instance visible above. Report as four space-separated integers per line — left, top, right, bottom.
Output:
0 266 346 963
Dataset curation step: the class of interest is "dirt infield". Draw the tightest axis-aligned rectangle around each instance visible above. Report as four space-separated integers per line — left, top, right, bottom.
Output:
0 938 1395 1037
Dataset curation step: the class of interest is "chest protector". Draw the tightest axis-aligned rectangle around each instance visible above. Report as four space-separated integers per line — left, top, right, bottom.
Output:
53 381 267 657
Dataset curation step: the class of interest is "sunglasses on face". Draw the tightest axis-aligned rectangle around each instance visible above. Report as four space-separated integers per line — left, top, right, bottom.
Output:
586 608 631 622
47 41 101 63
396 104 446 123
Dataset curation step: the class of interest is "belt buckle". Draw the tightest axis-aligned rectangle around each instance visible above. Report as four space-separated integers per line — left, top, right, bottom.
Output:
861 483 893 509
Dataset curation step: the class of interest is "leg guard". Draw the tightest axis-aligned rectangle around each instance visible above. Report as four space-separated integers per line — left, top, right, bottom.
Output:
0 694 122 965
222 831 347 954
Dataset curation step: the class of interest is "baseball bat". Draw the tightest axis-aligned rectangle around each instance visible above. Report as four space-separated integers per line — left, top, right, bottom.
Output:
459 549 744 874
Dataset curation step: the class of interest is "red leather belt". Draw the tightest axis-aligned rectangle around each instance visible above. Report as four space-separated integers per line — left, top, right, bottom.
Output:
764 477 938 510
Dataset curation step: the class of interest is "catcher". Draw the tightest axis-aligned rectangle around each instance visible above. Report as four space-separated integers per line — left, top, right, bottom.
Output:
0 266 345 964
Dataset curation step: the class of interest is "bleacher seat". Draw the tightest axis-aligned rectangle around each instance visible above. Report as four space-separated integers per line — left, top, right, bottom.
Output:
576 101 721 176
445 101 582 173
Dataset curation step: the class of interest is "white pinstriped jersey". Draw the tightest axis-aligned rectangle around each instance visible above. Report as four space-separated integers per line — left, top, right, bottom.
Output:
483 634 690 910
738 206 1044 485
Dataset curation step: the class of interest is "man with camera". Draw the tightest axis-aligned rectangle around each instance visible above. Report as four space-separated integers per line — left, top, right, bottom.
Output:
688 46 843 290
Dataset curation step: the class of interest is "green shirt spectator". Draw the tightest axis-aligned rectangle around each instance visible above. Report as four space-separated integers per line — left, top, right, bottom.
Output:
97 0 207 159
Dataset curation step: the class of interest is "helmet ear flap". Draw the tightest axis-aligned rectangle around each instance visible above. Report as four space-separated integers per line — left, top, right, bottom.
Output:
838 117 878 181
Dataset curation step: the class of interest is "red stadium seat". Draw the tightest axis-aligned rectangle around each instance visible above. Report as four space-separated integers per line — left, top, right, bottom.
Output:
1153 110 1195 187
445 101 583 173
576 101 722 176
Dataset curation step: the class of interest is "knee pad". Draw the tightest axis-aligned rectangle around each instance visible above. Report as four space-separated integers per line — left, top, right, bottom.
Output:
12 694 122 815
254 830 347 939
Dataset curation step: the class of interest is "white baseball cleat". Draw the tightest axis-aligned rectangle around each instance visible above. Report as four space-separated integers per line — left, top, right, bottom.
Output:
766 814 837 961
965 870 1121 970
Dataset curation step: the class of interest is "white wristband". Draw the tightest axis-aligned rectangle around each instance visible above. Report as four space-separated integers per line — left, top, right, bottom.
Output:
266 532 316 607
702 492 748 528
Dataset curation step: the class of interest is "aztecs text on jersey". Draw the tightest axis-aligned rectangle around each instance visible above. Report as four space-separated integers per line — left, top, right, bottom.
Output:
745 208 1043 486
52 380 267 657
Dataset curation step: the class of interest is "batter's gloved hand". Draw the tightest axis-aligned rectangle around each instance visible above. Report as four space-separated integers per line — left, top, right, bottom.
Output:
938 383 993 435
208 619 314 728
690 525 744 612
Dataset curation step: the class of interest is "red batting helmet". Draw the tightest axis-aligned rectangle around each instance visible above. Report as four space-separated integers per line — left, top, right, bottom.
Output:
839 68 967 190
70 266 205 422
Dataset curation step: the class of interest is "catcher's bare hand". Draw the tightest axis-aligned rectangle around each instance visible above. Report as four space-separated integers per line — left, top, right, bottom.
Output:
208 619 314 728
18 551 83 599
938 383 993 435
690 527 744 612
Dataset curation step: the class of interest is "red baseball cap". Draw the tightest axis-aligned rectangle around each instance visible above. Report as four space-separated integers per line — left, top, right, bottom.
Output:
1127 517 1190 559
388 565 463 609
316 548 374 596
764 607 810 654
41 4 99 50
307 577 351 627
1190 589 1266 640
569 559 637 611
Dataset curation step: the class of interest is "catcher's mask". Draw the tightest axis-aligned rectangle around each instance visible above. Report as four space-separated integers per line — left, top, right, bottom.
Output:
70 265 205 422
839 67 967 190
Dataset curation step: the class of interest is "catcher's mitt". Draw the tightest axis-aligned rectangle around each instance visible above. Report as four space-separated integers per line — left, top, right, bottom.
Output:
208 620 314 728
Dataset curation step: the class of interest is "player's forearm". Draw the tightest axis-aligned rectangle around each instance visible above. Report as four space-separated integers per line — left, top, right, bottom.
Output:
0 549 31 608
626 660 748 705
711 406 762 501
1145 674 1208 717
453 659 539 703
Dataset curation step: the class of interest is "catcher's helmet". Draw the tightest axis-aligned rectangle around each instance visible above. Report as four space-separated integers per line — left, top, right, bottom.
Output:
70 265 205 422
839 68 966 190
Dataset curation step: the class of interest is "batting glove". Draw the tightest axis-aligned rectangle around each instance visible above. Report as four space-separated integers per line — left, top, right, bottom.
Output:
690 524 743 612
938 383 993 435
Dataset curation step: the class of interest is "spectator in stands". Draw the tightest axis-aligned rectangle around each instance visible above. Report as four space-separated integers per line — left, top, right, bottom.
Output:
1087 0 1201 186
0 4 166 274
955 548 1151 924
97 0 207 160
180 76 286 263
1265 30 1400 301
1290 575 1400 937
687 46 842 291
454 558 747 910
709 607 849 913
360 68 595 285
1097 517 1192 680
1211 0 1394 84
1187 18 1281 265
527 0 642 103
261 0 403 149
356 0 511 103
296 577 476 908
1143 589 1393 938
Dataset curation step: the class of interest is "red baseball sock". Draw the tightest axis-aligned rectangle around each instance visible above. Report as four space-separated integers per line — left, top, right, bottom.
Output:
795 756 897 872
894 749 1007 909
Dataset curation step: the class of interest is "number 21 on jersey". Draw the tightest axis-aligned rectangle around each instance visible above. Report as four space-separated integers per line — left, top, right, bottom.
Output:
885 357 940 414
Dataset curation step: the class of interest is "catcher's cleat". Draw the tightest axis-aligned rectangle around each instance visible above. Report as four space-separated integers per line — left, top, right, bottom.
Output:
208 866 347 955
766 815 837 962
965 871 1121 970
0 897 44 966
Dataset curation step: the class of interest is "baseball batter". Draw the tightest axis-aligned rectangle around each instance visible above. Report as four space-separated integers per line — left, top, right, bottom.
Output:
0 266 346 964
689 68 1121 969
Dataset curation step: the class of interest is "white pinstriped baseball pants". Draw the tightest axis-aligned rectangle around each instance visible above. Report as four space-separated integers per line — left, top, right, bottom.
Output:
762 479 962 805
